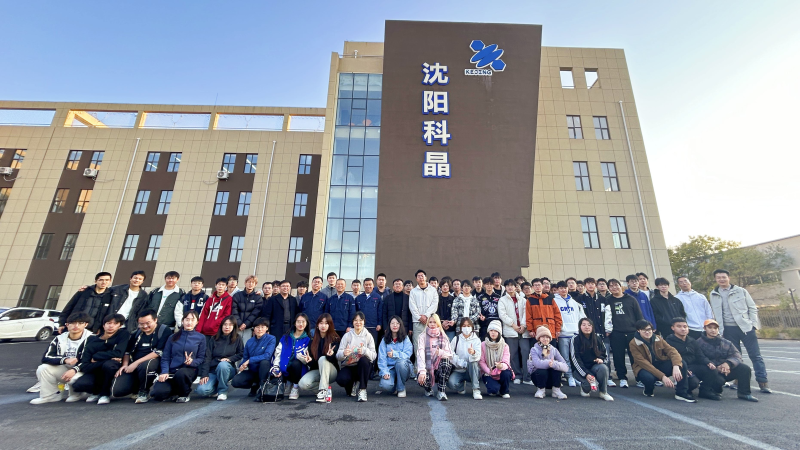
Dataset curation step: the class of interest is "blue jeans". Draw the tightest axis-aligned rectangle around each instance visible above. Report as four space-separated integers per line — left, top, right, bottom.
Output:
723 326 767 383
195 361 235 396
378 358 412 393
447 360 481 391
557 336 573 378
482 369 512 395
445 330 457 342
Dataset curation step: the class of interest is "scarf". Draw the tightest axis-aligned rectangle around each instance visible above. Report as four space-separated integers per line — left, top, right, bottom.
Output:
484 335 506 369
424 326 444 372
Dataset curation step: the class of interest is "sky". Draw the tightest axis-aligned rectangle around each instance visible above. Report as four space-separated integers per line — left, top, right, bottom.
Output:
2 0 799 247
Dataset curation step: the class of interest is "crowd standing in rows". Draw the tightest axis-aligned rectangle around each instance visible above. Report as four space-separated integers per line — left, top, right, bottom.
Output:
29 267 768 405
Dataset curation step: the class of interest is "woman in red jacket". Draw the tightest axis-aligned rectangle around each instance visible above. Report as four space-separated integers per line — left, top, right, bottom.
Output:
197 278 233 337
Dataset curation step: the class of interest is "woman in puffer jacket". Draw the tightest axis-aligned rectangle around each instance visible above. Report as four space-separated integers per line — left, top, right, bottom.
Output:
528 325 569 399
447 317 483 400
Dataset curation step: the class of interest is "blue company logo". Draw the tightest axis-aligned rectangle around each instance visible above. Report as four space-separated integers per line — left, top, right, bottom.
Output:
469 40 506 71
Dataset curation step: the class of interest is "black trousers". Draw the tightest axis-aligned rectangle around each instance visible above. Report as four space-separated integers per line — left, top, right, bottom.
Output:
282 359 305 384
150 367 198 400
531 368 562 389
688 330 703 340
635 360 689 396
232 363 271 389
73 360 119 396
111 358 161 397
690 363 752 395
336 357 371 392
610 331 636 380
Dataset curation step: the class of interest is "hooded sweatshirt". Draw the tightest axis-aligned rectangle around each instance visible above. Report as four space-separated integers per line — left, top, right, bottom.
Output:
650 291 687 335
337 327 377 365
554 293 586 337
75 329 131 373
196 292 233 336
625 288 656 330
605 294 644 334
41 328 93 365
449 331 482 372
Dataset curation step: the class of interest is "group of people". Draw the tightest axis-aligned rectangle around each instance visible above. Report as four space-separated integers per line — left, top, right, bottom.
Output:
29 267 769 406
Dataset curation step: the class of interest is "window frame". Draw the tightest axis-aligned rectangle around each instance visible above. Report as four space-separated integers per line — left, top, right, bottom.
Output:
298 154 312 175
51 188 69 213
221 153 236 173
44 286 62 310
89 151 104 170
601 162 620 192
236 191 252 216
567 115 583 139
293 192 308 217
144 152 160 172
18 285 36 308
121 234 138 260
213 191 229 215
580 216 600 249
573 162 591 191
133 190 150 214
60 233 79 260
560 69 574 89
0 187 10 217
288 236 303 263
156 190 172 215
74 189 92 214
11 150 25 169
34 233 54 260
167 152 182 172
610 216 630 249
66 150 82 170
145 235 162 261
205 235 221 262
244 154 258 174
593 116 610 140
229 236 245 262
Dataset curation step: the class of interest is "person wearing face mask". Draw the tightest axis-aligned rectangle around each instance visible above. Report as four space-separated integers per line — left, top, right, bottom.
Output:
271 314 312 400
452 280 481 336
68 314 130 405
447 318 483 400
195 316 243 401
528 326 569 399
377 316 414 397
336 312 377 402
479 321 513 398
569 318 613 401
110 309 171 404
298 314 340 402
416 314 453 401
150 311 206 403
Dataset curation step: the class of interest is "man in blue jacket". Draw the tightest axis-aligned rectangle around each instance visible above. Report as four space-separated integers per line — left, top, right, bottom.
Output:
299 276 328 337
625 274 656 330
326 278 356 337
230 318 277 399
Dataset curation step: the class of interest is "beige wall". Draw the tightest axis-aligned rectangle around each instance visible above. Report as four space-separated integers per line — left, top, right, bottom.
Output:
745 234 800 305
0 101 324 308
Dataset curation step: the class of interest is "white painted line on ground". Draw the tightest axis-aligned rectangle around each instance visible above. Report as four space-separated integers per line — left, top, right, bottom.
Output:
620 395 783 450
772 389 800 398
0 394 34 405
428 399 462 450
671 436 714 450
576 438 605 450
768 369 800 375
89 401 230 450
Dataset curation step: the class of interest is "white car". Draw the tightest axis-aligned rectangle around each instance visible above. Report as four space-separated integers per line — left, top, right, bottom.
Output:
0 308 60 342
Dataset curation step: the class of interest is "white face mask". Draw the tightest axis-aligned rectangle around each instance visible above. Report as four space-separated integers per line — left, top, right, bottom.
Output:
461 327 472 336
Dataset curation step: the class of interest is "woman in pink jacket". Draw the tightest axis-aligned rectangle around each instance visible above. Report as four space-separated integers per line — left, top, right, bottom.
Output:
479 320 514 398
416 314 453 401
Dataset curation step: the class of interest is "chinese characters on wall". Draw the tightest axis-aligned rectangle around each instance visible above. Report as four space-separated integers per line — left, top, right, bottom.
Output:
421 62 451 178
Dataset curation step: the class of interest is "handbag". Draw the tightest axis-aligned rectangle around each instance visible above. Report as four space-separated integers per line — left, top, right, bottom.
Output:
259 374 285 403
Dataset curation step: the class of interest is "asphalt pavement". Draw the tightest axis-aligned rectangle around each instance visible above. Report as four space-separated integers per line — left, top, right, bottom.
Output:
1 338 799 450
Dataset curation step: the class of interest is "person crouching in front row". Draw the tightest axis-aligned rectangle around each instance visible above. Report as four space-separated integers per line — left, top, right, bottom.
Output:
150 311 205 403
528 326 569 399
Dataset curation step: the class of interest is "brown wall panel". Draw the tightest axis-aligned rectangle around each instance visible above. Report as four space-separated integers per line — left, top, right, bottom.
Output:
376 21 542 279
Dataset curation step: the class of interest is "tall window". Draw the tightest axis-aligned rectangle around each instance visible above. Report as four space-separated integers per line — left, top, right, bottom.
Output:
585 69 599 89
581 216 600 249
44 286 62 310
66 151 82 170
573 162 591 191
34 233 54 259
288 237 303 263
244 154 258 173
18 285 36 308
51 189 69 213
298 155 312 175
121 234 138 260
610 216 630 249
229 236 245 262
133 190 150 214
237 192 251 216
293 193 308 217
567 116 582 139
60 234 79 260
205 235 221 262
89 151 104 170
601 162 619 191
145 235 162 261
144 152 159 172
0 187 10 218
167 153 182 172
11 150 25 169
214 192 229 215
75 190 92 213
560 69 574 88
593 116 610 140
157 190 172 215
221 154 236 173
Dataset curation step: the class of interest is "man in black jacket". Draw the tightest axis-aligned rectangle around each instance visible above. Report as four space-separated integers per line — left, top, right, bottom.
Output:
606 279 644 388
260 280 297 337
651 278 687 337
383 278 411 335
665 317 706 395
103 271 149 331
232 275 263 342
59 272 113 334
694 319 758 402
110 309 171 403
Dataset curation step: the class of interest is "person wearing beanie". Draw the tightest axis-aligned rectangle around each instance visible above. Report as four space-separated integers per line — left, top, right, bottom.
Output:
479 320 514 398
528 326 569 399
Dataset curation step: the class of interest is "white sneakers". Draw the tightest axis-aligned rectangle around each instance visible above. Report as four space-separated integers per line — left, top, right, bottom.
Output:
580 389 591 397
501 393 511 399
217 393 227 401
534 388 546 398
316 389 327 403
522 380 535 386
135 392 149 404
97 396 110 405
86 395 100 403
357 389 368 402
599 392 614 401
27 381 42 393
473 389 483 400
568 377 577 387
397 390 406 398
288 385 300 400
619 379 629 388
30 392 63 404
175 396 191 403
350 382 360 397
66 392 88 403
513 379 521 385
436 391 448 401
607 379 617 387
551 388 568 399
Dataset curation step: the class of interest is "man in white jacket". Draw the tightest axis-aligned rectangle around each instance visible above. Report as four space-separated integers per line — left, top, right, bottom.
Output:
498 279 532 385
409 269 439 346
553 280 586 387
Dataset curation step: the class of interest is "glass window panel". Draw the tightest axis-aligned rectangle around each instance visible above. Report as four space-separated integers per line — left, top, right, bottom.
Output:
352 74 368 99
357 254 375 280
66 151 82 170
348 156 363 167
325 219 343 252
359 219 376 253
336 99 352 126
364 128 380 155
362 156 379 186
338 73 353 99
328 187 346 218
348 128 365 155
366 100 381 127
361 187 378 218
344 186 362 218
331 155 347 186
347 165 363 185
333 126 350 155
350 107 366 127
340 254 358 280
367 74 382 99
145 152 159 172
90 152 104 170
343 219 360 232
351 99 367 110
244 154 258 173
323 253 341 276
342 231 359 252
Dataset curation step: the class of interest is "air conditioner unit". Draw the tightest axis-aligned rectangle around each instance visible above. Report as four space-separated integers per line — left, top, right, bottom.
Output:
83 168 98 178
0 167 12 175
216 168 230 180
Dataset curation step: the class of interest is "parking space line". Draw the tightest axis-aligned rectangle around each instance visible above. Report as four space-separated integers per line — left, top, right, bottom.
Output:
429 399 462 450
620 396 783 450
671 436 713 450
771 389 800 398
576 438 605 450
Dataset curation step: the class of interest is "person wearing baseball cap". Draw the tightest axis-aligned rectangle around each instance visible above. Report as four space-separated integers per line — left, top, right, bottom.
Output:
693 318 758 401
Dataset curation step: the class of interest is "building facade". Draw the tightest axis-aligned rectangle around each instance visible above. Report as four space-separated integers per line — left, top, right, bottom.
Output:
0 20 672 309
